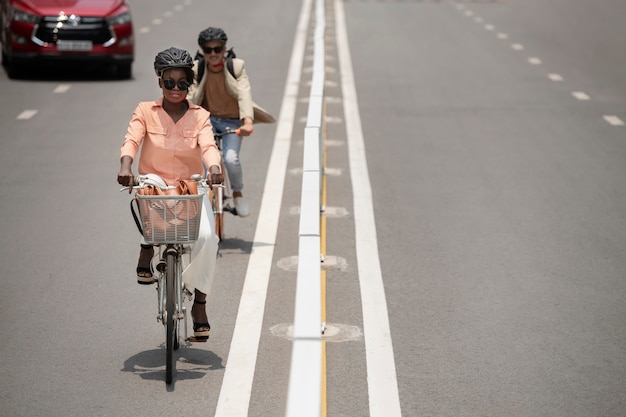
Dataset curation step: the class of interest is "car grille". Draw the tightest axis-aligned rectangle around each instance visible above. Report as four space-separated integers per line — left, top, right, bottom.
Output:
34 16 113 44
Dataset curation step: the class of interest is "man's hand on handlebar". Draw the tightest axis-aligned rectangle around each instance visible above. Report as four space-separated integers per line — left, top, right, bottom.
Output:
207 165 224 186
238 117 254 137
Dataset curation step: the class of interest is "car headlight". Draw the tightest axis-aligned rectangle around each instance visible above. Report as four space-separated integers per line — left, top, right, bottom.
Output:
11 7 39 23
107 11 131 26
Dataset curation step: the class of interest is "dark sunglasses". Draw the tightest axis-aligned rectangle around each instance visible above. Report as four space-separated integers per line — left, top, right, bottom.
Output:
202 46 224 54
161 79 190 91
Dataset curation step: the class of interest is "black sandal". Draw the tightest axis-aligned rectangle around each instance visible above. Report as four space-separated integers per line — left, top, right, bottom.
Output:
137 244 155 285
191 300 211 341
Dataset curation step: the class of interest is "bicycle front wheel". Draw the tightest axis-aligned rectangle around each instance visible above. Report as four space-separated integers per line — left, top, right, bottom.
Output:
165 250 177 384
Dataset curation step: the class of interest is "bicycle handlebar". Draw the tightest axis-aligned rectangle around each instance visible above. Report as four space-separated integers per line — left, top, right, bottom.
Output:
119 174 218 192
213 128 241 138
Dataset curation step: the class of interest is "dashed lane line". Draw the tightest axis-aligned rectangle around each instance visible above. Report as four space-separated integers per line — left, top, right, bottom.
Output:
603 115 625 126
53 84 71 93
456 5 624 126
17 110 38 120
572 91 591 101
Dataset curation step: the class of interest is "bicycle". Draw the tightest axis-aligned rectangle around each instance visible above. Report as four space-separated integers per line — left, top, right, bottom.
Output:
212 128 241 240
122 174 211 384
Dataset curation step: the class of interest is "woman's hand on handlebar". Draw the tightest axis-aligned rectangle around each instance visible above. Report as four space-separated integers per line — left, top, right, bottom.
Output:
207 165 223 187
118 156 134 190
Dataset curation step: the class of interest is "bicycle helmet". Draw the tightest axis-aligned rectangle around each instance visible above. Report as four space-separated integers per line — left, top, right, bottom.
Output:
153 47 194 80
197 27 228 46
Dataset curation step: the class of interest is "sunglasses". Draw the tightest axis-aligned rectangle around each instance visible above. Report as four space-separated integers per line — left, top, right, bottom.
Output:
202 46 224 54
161 79 190 91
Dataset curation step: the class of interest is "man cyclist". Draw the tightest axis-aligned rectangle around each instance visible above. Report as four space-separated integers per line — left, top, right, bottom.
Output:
188 26 274 218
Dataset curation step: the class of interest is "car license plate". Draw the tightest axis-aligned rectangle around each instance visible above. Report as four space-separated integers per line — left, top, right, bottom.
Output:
56 40 93 51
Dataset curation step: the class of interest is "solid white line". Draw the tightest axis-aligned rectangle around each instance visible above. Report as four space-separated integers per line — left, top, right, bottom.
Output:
572 91 590 101
603 115 625 126
213 0 312 415
335 0 402 416
54 84 71 93
17 110 37 120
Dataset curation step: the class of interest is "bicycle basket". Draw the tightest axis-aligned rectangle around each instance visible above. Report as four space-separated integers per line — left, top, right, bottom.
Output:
136 194 203 243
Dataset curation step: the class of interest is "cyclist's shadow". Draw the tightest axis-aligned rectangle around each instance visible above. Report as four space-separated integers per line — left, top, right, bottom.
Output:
121 345 224 382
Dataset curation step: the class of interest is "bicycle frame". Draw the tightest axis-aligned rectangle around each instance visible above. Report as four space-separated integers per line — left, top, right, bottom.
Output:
155 244 191 341
121 174 212 384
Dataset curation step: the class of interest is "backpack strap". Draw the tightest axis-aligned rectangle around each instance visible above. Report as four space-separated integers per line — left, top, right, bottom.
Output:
226 57 235 79
197 57 205 81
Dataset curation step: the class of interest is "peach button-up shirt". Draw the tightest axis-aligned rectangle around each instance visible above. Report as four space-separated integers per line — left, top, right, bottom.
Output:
120 98 220 186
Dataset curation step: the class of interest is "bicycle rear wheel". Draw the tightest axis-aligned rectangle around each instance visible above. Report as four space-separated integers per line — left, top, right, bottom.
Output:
165 250 177 384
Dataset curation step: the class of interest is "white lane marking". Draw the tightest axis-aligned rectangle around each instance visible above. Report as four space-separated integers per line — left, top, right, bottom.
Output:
53 84 71 93
174 5 184 11
512 43 524 50
152 18 162 25
139 27 150 34
163 11 173 17
336 0 402 416
528 57 542 65
485 24 495 31
572 91 591 101
212 0 312 415
17 110 38 120
465 10 474 16
603 115 624 126
474 17 483 23
548 73 564 82
497 32 508 39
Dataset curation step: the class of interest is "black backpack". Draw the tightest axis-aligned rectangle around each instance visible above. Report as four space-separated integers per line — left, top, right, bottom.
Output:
195 48 237 81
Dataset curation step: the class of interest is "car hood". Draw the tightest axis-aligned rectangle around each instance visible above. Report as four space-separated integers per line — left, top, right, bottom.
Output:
11 0 126 16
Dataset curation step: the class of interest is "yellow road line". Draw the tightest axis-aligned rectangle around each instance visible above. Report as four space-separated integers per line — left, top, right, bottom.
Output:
320 99 329 417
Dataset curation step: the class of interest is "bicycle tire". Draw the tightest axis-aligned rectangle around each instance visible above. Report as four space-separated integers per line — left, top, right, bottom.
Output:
165 250 177 384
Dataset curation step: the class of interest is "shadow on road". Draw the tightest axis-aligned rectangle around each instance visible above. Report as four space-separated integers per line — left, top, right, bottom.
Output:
121 345 224 384
2 62 133 82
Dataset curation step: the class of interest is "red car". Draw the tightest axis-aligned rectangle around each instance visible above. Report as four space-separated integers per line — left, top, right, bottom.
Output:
1 0 134 79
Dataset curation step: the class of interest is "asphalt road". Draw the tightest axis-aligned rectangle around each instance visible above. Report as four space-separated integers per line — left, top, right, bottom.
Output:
1 0 626 416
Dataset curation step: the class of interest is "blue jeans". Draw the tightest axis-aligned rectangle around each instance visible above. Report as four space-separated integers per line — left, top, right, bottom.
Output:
211 117 244 192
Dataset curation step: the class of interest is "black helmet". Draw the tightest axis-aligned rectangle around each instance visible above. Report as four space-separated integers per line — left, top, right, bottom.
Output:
153 47 194 79
198 27 228 46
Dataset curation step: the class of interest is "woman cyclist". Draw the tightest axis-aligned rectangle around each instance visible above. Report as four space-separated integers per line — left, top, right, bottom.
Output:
117 47 222 341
